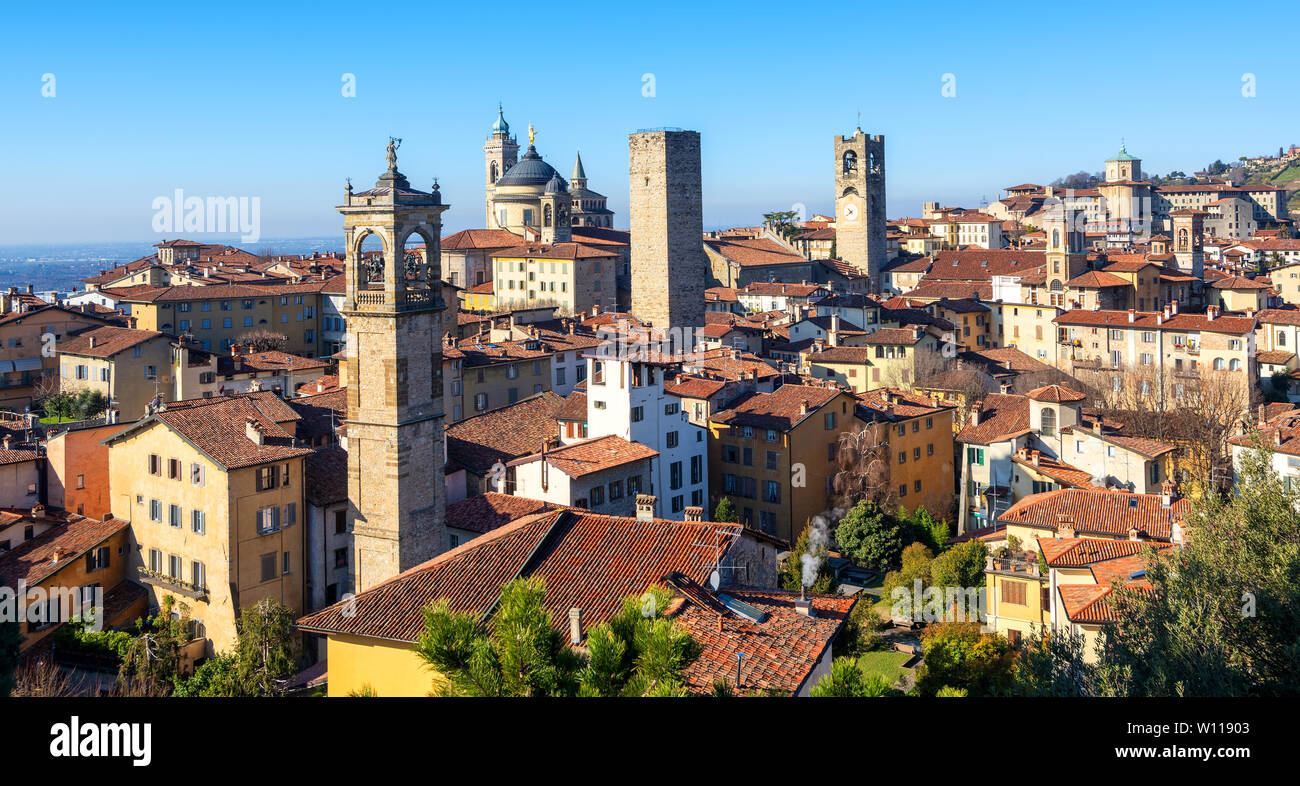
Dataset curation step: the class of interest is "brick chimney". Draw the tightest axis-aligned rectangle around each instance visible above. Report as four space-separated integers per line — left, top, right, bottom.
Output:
568 608 583 645
1055 514 1075 539
684 505 703 522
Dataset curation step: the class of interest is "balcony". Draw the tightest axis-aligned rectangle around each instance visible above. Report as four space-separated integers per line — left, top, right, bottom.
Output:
352 287 443 313
137 566 208 601
986 552 1042 578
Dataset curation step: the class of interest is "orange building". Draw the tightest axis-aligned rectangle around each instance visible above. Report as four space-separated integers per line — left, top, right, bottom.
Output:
45 421 125 520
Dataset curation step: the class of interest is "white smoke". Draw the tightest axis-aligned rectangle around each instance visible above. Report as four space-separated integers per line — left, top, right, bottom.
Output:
800 514 833 588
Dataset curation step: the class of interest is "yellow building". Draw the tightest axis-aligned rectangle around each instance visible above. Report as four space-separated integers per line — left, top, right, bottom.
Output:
119 282 327 358
58 326 173 419
855 389 957 521
103 392 313 653
462 281 496 312
0 304 123 410
804 328 946 392
709 383 863 542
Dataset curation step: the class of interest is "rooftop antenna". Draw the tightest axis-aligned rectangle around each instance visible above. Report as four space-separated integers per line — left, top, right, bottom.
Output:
692 526 746 590
734 651 748 689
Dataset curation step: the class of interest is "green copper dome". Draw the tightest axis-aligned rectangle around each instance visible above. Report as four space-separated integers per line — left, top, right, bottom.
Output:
492 104 509 135
1108 143 1138 162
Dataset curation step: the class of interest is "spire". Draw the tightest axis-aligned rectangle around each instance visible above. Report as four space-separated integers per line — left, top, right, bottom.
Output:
572 150 587 182
492 103 510 135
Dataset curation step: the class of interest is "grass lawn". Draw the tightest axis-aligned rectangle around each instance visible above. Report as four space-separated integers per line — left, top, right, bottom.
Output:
39 415 75 424
857 650 911 686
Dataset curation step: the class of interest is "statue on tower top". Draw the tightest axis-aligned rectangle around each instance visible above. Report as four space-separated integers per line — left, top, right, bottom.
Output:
528 124 535 145
386 137 402 171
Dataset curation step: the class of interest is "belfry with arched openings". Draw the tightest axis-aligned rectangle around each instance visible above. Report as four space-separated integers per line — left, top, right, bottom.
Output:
337 141 449 593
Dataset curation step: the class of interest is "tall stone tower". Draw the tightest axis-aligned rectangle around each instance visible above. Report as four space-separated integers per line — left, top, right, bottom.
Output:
484 104 519 227
629 129 706 337
834 129 886 290
338 141 448 593
1170 209 1206 277
1043 204 1088 305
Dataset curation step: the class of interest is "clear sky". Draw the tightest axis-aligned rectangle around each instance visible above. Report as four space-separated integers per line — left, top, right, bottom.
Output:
1 0 1296 246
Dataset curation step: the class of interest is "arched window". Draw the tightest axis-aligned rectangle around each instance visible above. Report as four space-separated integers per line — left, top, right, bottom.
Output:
1279 331 1287 346
1178 228 1189 249
842 150 857 176
1040 406 1056 436
1052 229 1060 249
490 161 499 184
869 151 878 173
1229 359 1241 371
543 204 552 227
1213 357 1226 371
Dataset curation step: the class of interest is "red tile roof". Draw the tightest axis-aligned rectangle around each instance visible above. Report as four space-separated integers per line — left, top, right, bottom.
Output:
296 510 748 643
445 392 566 474
1053 309 1256 335
999 488 1186 540
58 326 164 358
704 237 808 267
0 515 128 589
956 393 1031 444
710 384 843 431
444 492 562 536
507 434 657 477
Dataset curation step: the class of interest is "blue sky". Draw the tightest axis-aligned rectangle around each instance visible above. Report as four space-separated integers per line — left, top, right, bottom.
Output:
1 0 1296 246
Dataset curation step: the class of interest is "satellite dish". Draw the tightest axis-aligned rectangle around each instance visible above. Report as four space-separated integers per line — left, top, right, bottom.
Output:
709 570 721 590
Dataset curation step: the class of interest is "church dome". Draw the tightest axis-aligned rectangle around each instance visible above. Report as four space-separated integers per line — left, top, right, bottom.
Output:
545 173 568 194
496 145 565 188
491 104 510 135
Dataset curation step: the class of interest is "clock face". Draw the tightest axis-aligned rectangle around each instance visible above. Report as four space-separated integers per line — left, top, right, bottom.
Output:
840 200 861 226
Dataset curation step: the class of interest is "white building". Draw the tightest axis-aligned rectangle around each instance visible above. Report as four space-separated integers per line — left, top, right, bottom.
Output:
584 351 709 519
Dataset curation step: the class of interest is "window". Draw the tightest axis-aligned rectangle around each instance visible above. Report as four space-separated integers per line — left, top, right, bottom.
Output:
766 450 779 470
631 406 644 423
691 455 702 484
149 548 162 573
1040 406 1056 436
334 509 347 534
256 466 277 491
967 447 985 466
670 461 683 490
475 393 489 411
76 474 85 490
257 505 280 534
283 552 291 575
168 554 182 579
168 458 181 480
590 486 605 506
191 462 205 486
191 561 206 589
824 412 836 429
764 480 781 503
260 553 276 582
85 546 110 572
666 431 678 449
283 502 297 527
149 454 161 476
149 499 162 522
191 509 206 534
169 504 182 528
627 475 642 495
1002 580 1027 605
609 479 623 500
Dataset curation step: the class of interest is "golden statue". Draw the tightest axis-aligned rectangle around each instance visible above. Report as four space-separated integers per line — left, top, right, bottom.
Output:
528 123 535 145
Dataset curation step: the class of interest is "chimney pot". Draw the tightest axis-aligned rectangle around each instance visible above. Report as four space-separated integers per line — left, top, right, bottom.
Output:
568 607 582 645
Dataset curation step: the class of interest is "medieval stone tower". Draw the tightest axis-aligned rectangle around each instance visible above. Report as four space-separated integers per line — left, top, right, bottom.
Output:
338 142 448 593
1043 204 1088 305
483 104 519 226
1170 209 1206 277
834 129 886 290
629 129 706 336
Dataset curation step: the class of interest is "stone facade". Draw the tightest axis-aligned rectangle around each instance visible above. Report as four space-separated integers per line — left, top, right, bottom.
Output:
629 129 706 335
833 130 886 290
338 150 448 592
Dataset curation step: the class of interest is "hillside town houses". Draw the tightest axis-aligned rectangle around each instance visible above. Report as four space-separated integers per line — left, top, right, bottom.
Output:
3 117 1299 699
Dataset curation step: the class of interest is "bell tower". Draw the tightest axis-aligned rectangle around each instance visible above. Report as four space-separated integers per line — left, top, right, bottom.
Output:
339 139 449 592
834 128 886 291
540 174 571 245
484 104 519 227
1043 203 1088 305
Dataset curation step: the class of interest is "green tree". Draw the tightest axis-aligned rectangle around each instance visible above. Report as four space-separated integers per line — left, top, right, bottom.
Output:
935 685 968 697
900 506 950 553
914 622 1014 697
779 520 836 593
173 654 244 697
834 499 903 570
415 577 580 697
881 542 934 604
713 496 739 523
577 585 700 697
930 540 988 592
236 599 298 696
1003 625 1098 697
1096 439 1300 697
0 620 22 697
117 595 192 695
810 657 891 697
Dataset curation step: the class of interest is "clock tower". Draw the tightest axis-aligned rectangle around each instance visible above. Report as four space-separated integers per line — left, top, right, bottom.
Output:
834 128 886 291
